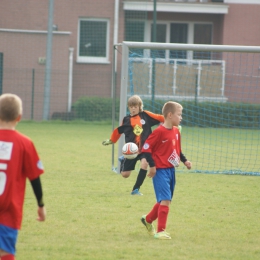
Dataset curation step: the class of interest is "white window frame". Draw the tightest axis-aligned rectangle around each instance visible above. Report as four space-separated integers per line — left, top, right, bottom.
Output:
77 18 110 64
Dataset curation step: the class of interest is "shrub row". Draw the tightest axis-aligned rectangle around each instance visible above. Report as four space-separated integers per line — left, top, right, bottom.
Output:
70 96 260 129
143 100 260 129
71 96 120 121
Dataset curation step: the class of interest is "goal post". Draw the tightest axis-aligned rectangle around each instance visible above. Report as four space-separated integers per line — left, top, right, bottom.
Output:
114 41 260 175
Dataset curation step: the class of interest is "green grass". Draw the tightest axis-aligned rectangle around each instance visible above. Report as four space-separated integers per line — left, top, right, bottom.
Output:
15 121 260 260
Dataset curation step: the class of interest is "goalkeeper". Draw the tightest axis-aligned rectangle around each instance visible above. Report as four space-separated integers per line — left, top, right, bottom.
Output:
102 95 164 195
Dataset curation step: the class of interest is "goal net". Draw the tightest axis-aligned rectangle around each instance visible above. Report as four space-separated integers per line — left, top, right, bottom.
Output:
115 42 260 176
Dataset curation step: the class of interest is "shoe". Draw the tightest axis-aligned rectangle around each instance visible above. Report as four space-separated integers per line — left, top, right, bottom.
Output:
141 215 155 236
154 231 171 240
131 189 143 195
118 155 125 163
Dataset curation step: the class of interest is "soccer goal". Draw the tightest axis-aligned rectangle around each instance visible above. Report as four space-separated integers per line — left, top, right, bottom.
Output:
113 41 260 176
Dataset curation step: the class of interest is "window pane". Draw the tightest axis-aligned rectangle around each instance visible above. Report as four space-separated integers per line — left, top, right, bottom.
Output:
170 23 188 59
193 24 212 59
125 21 144 42
125 21 145 56
79 20 107 58
150 24 166 58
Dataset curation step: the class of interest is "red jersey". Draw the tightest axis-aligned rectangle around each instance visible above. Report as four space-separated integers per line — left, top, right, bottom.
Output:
0 130 44 229
141 125 181 169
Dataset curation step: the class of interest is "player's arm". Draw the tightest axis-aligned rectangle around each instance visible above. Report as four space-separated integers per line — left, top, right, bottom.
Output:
180 152 187 163
102 117 131 145
144 110 164 123
30 177 46 221
142 151 156 178
141 130 159 177
102 127 120 145
180 151 191 169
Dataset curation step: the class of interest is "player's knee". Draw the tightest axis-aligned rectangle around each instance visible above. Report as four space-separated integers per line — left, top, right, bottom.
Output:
140 161 148 169
141 158 148 170
121 171 131 178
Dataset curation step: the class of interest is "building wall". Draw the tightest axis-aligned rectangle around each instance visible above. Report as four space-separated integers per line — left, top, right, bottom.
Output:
0 0 260 114
0 30 71 120
222 4 260 45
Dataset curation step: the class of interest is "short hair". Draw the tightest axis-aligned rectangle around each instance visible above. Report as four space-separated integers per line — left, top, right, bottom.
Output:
0 93 23 122
127 95 143 112
162 101 183 118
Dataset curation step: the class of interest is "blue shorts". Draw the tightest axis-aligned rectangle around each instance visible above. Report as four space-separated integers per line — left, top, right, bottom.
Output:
0 224 18 255
153 168 176 203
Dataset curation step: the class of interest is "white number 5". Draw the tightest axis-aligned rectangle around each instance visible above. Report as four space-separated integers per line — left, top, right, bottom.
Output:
0 171 7 196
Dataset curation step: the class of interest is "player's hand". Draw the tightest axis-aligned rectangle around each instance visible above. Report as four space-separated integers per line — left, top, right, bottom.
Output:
147 167 156 178
184 161 192 170
37 206 46 221
102 139 113 146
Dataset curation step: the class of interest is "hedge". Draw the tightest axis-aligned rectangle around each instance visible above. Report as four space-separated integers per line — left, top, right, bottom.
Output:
71 96 260 129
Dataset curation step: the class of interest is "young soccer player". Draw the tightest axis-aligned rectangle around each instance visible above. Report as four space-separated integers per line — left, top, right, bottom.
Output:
102 95 164 195
140 101 192 239
0 94 46 260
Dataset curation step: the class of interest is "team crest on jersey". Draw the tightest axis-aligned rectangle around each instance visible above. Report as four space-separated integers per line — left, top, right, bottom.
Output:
37 160 44 170
143 143 149 150
140 119 145 125
172 139 175 146
133 125 143 136
0 141 13 160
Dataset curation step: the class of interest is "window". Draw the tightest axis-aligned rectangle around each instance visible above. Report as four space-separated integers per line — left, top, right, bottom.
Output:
170 23 188 59
125 20 212 60
193 24 212 60
150 24 167 58
78 18 109 63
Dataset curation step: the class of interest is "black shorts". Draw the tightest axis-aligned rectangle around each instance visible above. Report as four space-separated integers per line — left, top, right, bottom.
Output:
120 153 146 172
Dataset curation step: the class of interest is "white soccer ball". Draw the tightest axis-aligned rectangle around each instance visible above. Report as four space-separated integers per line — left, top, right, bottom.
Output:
122 142 139 159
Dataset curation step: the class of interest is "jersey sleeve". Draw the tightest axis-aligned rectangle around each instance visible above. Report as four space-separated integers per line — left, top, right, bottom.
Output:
110 118 132 143
141 129 161 167
24 141 44 181
141 128 160 154
110 127 121 143
144 110 164 123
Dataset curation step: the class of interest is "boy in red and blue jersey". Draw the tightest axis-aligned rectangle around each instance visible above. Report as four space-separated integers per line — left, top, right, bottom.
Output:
0 94 46 260
141 101 192 239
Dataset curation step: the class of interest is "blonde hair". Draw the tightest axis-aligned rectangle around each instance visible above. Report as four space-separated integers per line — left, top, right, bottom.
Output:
162 101 182 118
127 95 143 112
0 93 23 122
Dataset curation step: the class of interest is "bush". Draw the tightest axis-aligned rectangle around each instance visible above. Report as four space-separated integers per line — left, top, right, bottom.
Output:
72 97 260 128
142 99 260 129
72 96 120 121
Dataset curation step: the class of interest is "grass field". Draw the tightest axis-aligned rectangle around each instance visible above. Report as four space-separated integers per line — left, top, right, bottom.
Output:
15 121 260 260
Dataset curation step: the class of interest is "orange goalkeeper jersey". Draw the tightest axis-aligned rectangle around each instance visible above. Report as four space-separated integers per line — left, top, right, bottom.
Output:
110 110 164 151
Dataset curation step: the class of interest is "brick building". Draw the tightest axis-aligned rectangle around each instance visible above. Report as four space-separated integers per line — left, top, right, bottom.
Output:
0 0 259 119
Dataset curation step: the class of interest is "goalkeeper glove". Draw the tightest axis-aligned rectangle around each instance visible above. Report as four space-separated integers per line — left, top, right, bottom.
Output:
178 125 182 133
102 139 113 146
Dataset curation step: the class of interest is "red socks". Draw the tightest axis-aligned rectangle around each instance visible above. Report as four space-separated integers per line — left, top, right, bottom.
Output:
1 254 15 260
146 202 160 223
157 204 169 232
145 203 170 233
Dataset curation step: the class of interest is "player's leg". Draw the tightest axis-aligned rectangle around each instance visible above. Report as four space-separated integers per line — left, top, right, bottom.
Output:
153 168 175 239
120 156 136 179
1 254 15 260
0 225 18 260
132 156 148 195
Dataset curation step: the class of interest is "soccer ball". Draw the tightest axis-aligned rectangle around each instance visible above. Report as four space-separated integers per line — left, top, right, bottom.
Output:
122 142 139 159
